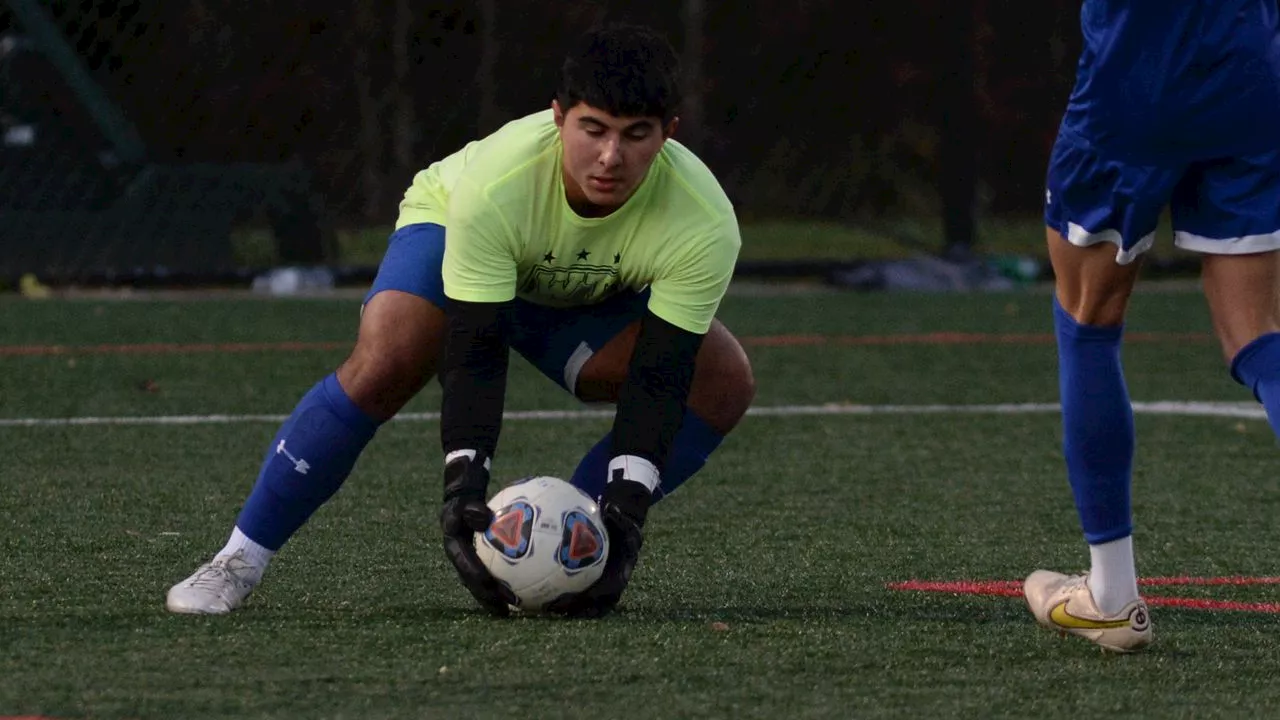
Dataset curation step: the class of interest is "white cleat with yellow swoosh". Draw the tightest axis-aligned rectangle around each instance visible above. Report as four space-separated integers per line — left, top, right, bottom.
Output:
1023 570 1152 653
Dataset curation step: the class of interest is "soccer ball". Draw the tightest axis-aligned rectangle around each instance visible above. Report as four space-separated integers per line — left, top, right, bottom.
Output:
474 476 610 611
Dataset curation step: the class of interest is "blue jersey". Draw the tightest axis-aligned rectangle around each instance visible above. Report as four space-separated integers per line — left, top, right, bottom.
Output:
1062 0 1280 161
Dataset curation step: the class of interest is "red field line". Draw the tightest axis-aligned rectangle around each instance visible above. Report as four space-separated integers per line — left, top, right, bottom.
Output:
1140 575 1280 586
889 577 1280 613
0 341 351 357
1151 597 1280 612
742 331 1213 348
891 580 1023 596
0 331 1216 357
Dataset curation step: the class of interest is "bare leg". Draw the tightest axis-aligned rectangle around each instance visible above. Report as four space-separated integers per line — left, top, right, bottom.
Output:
1202 251 1280 446
1048 230 1143 325
1200 252 1280 362
337 290 448 420
576 318 755 434
567 318 756 499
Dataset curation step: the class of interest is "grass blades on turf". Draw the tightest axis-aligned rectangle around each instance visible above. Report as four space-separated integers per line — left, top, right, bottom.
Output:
2 288 1278 719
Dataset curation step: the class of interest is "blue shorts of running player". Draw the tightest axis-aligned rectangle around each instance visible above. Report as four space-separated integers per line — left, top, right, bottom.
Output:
1045 128 1280 264
363 222 647 394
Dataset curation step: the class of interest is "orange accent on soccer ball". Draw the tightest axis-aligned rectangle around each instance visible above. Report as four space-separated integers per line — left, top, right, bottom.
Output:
489 508 525 549
568 521 601 561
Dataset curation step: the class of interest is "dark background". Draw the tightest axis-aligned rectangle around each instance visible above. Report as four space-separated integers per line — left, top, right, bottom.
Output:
0 0 1083 226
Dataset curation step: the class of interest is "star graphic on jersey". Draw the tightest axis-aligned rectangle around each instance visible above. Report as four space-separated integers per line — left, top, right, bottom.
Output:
577 249 590 261
613 253 621 263
543 251 556 263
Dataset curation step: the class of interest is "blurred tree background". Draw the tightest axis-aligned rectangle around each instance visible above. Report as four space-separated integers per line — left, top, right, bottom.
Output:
0 0 1096 287
0 0 1082 226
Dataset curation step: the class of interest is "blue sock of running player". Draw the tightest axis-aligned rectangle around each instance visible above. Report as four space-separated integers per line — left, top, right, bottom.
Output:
1231 333 1280 436
570 410 724 503
235 374 381 552
1054 298 1138 612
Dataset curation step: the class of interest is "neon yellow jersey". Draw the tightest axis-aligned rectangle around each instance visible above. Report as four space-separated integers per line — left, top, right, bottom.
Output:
396 110 740 335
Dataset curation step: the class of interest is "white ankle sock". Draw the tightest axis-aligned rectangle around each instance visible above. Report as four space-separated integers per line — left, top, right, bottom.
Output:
1087 535 1140 615
217 527 275 578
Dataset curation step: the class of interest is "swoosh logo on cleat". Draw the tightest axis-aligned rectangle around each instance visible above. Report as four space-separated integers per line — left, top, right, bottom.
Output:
1049 602 1133 629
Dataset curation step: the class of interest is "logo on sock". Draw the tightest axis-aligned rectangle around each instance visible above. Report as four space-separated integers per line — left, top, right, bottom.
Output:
276 440 311 475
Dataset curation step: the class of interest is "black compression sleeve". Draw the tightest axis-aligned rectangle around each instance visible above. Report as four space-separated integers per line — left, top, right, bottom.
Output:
439 299 511 459
611 310 705 471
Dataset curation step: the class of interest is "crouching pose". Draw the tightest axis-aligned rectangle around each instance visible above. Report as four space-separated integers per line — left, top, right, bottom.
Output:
165 24 755 617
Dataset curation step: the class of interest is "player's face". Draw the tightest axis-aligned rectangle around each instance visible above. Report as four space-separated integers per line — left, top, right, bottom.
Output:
553 100 678 217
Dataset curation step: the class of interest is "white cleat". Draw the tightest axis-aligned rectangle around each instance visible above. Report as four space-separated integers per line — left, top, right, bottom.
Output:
166 551 260 615
1023 570 1152 653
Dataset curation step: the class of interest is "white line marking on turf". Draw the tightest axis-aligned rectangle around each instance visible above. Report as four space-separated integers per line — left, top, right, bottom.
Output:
0 401 1265 428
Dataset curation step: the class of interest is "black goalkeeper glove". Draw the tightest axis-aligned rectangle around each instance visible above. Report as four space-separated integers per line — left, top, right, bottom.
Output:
546 478 651 619
440 454 518 616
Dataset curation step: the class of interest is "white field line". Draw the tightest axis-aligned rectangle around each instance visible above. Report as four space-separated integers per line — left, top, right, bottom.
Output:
0 401 1266 428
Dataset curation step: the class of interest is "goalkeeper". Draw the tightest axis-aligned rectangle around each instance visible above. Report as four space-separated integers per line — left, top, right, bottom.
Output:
165 23 754 618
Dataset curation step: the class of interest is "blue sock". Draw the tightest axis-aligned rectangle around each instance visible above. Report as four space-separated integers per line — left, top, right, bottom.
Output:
1231 332 1280 437
570 411 725 504
1054 299 1134 544
235 374 381 550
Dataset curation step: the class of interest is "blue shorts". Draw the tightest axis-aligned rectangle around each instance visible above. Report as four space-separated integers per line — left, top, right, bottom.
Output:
1045 130 1280 264
364 223 649 393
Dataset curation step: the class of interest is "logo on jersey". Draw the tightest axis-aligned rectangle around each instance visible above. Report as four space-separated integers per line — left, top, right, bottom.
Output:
522 248 622 303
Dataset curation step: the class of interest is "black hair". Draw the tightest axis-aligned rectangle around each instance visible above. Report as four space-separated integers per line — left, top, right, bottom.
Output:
556 23 682 123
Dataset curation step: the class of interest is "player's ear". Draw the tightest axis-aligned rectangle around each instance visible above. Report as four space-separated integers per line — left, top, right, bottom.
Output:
552 100 566 128
663 116 679 139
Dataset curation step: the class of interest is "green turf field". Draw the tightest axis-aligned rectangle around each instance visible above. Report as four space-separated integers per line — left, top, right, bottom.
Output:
3 286 1280 719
